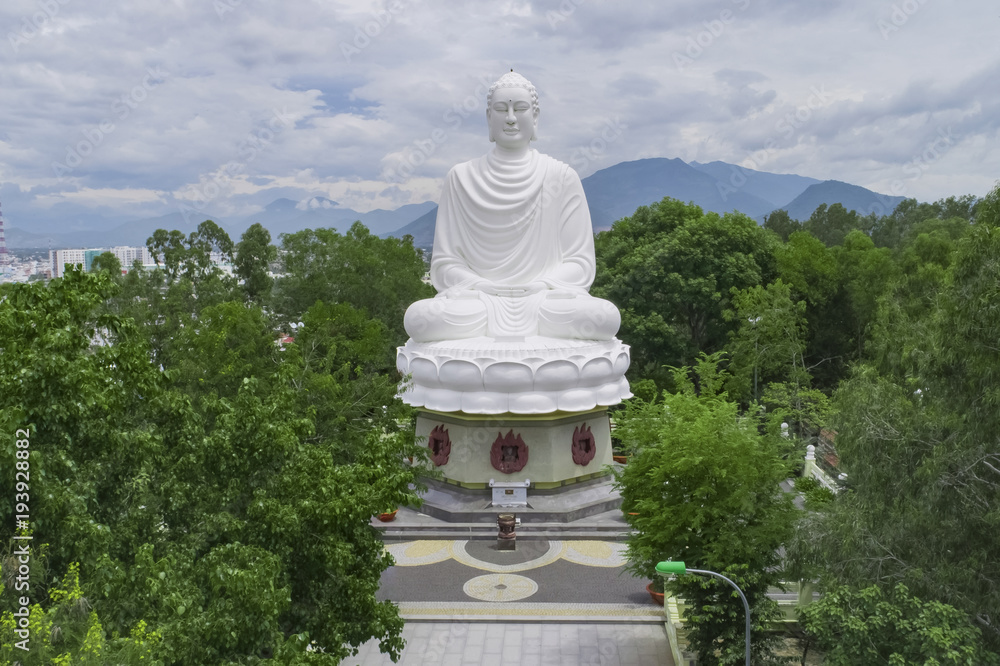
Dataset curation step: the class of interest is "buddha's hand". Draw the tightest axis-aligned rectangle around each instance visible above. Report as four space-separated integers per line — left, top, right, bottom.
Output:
474 281 549 297
544 288 578 299
439 285 482 299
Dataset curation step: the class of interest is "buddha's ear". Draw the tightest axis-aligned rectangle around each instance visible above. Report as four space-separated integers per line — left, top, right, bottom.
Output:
530 112 539 142
487 108 495 143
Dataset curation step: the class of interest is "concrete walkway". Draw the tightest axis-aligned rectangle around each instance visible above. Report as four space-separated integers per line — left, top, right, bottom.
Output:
348 622 673 665
346 538 675 665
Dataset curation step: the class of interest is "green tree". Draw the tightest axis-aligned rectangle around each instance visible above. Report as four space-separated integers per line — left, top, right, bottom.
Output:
0 563 163 665
275 222 432 344
235 222 277 304
168 300 281 400
612 355 795 665
775 228 897 390
594 198 778 389
725 279 829 438
800 584 998 665
774 231 838 309
146 228 188 282
0 267 423 664
146 221 236 292
800 186 1000 652
183 219 234 283
867 224 963 381
90 251 123 276
831 230 897 359
872 195 978 249
804 203 862 247
725 280 808 405
283 300 411 453
763 209 802 242
132 223 243 367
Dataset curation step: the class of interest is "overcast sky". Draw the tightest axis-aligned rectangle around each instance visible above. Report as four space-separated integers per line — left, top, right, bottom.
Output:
1 0 997 228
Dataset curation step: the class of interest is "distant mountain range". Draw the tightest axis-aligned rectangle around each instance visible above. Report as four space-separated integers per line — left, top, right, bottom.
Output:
5 159 905 249
5 196 437 249
379 158 906 250
777 180 904 221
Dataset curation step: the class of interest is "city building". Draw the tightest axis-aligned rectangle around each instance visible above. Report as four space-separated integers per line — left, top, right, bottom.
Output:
49 246 155 278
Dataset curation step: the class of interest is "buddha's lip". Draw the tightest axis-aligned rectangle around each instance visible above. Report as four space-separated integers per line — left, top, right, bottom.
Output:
503 128 519 133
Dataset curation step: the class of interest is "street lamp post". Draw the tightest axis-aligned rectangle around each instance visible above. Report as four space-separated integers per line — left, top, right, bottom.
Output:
656 560 751 666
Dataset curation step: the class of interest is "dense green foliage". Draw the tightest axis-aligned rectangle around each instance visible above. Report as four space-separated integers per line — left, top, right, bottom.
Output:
1 563 163 665
612 356 796 665
1 217 429 664
274 223 432 344
724 279 808 405
593 198 777 389
598 186 998 662
796 186 1000 656
235 223 278 304
801 584 998 665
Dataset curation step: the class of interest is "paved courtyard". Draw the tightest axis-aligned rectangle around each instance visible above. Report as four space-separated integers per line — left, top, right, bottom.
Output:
349 622 673 666
345 539 675 665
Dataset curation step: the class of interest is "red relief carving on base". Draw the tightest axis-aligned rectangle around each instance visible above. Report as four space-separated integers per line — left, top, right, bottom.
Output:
490 429 528 474
571 422 596 466
428 424 451 466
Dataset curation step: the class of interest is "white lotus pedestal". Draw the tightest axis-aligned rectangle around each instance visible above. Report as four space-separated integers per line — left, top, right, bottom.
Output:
398 336 631 489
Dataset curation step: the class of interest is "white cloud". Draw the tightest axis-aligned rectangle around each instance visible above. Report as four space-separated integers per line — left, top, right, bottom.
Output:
34 187 167 208
0 0 997 230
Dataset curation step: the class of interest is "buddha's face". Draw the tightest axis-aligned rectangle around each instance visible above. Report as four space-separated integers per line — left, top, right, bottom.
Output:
487 86 537 151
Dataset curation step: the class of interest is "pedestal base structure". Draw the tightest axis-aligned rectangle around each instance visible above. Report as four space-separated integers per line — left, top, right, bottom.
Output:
416 408 613 489
399 334 630 520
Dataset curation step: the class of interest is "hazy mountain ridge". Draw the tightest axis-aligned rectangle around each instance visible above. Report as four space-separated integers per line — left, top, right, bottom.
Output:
7 198 436 249
6 159 902 249
689 161 822 210
582 158 781 229
780 180 905 221
377 158 901 250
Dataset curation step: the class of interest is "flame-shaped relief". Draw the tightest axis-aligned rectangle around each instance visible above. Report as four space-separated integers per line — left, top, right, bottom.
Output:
490 429 528 474
571 423 596 466
428 424 451 466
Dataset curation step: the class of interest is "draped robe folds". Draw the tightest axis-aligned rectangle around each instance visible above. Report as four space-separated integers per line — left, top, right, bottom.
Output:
403 149 621 341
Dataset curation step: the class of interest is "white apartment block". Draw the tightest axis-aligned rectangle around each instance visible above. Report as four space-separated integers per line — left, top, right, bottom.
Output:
50 246 154 278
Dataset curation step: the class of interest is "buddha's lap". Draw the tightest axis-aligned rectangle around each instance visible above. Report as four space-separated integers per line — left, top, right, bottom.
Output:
403 294 619 341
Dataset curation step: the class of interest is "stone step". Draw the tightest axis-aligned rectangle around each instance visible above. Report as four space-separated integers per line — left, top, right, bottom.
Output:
377 527 631 542
376 476 633 540
395 601 663 623
408 476 625 524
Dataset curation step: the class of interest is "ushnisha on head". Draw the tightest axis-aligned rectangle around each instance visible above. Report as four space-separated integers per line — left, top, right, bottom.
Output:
486 70 539 148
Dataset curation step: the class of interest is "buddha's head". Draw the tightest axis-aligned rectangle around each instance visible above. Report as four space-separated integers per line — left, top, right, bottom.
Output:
486 71 539 149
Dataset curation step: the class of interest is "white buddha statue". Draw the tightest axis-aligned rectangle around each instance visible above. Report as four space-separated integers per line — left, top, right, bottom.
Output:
397 71 630 415
403 71 621 343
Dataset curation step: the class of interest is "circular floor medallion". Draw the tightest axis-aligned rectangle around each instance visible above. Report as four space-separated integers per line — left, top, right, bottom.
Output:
462 573 538 602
